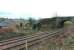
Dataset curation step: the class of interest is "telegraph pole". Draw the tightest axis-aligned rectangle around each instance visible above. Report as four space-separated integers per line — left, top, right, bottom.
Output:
55 12 59 28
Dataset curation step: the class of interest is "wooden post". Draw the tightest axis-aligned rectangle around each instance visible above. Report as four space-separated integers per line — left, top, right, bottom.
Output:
26 40 28 50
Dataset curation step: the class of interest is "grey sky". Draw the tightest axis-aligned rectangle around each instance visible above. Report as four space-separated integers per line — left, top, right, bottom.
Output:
0 0 74 19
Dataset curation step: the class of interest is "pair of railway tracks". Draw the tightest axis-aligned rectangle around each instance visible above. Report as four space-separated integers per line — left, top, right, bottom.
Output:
0 29 63 50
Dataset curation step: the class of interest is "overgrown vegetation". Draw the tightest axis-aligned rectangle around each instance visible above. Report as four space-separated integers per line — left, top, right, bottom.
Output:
0 16 74 41
0 32 24 41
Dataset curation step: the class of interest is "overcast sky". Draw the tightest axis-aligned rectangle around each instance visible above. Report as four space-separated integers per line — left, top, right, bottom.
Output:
0 0 74 19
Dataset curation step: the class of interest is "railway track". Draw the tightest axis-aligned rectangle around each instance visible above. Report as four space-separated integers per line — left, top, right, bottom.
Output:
0 29 63 50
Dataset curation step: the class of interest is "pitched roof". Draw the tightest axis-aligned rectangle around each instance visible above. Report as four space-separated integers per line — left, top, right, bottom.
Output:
0 19 15 27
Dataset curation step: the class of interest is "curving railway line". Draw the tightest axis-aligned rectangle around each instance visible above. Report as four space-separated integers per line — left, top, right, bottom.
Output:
0 29 63 50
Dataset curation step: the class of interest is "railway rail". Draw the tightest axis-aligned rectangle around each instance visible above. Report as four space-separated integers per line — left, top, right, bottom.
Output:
0 29 63 50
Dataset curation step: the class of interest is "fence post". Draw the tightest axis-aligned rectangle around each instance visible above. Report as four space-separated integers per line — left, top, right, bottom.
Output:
26 40 28 50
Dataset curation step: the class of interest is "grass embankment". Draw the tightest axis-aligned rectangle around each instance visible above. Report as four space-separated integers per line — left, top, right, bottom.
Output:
0 28 60 41
0 32 24 41
47 35 74 50
0 30 39 41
